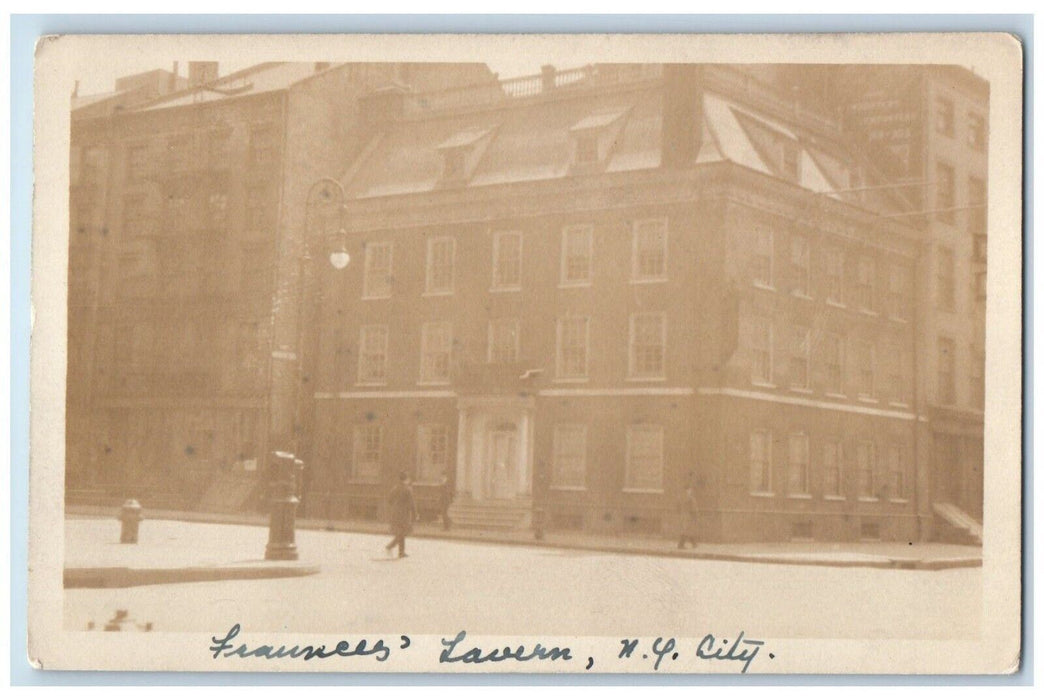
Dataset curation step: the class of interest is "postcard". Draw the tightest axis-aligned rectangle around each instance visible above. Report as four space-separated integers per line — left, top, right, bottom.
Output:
28 32 1023 674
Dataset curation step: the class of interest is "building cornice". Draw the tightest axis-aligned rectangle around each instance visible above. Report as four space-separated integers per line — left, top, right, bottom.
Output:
338 160 921 255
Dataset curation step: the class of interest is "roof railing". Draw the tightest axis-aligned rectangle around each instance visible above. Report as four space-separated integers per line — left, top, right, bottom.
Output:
400 62 840 133
402 63 663 116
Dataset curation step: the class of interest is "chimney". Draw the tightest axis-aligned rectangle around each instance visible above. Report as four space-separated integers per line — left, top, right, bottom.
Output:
661 64 703 169
72 80 79 98
314 62 331 73
188 61 219 87
169 61 179 92
541 65 556 93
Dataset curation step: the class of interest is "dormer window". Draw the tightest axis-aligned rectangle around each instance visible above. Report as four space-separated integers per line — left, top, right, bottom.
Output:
780 140 801 182
575 133 599 165
569 109 629 169
443 148 466 181
437 126 495 185
731 108 805 185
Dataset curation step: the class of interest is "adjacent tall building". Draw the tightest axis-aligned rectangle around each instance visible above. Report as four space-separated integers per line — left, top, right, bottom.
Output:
67 61 496 508
67 62 987 543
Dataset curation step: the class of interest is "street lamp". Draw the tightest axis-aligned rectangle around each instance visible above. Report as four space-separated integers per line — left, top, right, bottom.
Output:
308 177 352 270
264 177 351 561
329 244 351 270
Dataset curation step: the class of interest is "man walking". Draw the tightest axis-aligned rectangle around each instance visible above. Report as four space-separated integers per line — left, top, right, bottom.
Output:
677 474 699 550
386 471 418 558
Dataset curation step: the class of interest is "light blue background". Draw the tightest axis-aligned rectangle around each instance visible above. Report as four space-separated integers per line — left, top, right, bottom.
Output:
9 13 1033 686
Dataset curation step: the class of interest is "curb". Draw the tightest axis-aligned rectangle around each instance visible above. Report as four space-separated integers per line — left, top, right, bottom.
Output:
64 564 320 589
65 506 982 572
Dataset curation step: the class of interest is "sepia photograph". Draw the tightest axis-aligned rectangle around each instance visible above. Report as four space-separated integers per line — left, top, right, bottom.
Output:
28 32 1023 674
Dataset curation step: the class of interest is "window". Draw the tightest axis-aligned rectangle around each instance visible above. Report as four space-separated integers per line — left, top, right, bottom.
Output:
122 195 148 238
629 313 666 379
165 194 192 232
416 424 449 484
425 237 455 294
822 440 843 498
363 241 393 299
823 333 844 395
245 186 268 232
420 322 453 384
750 430 773 494
357 325 388 384
561 225 593 285
938 336 956 404
753 229 774 287
207 129 232 167
488 319 520 364
886 444 905 500
936 162 956 223
787 433 810 496
126 144 149 180
788 326 810 390
167 135 194 170
937 246 956 311
492 231 522 290
825 247 844 304
855 340 875 398
790 235 810 297
556 317 589 379
750 316 773 385
887 264 910 320
884 341 907 404
80 146 106 185
856 441 876 499
780 140 801 181
72 202 92 238
443 148 466 180
625 425 664 492
551 425 587 489
632 219 667 280
967 112 986 151
250 125 278 167
970 345 985 409
935 96 955 136
351 424 382 482
206 192 228 229
575 133 599 165
968 176 987 236
856 256 875 312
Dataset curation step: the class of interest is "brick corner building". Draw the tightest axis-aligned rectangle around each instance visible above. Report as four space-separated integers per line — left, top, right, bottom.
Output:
68 61 987 545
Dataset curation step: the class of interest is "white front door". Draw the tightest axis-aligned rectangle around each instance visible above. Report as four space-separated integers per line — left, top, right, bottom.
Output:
456 399 534 502
487 429 518 500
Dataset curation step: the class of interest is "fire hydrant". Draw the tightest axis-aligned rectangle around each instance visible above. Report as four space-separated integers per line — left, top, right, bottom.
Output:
119 499 143 544
265 452 300 561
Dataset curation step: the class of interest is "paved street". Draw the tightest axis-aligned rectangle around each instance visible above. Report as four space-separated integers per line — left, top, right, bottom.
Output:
64 517 981 639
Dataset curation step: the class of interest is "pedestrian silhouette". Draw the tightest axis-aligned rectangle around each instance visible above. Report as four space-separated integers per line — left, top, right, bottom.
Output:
385 471 418 558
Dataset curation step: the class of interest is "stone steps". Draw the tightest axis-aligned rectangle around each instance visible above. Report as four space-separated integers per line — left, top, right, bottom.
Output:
447 500 532 531
932 502 982 546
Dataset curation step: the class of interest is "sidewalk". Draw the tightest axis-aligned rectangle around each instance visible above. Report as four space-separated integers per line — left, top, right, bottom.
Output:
64 513 319 589
65 505 981 589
